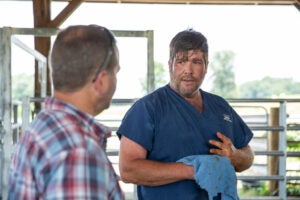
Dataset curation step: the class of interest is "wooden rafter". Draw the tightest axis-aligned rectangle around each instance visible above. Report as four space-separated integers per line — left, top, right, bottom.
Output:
48 0 84 28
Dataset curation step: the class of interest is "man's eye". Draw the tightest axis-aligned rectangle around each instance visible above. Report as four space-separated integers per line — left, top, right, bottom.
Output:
194 60 204 65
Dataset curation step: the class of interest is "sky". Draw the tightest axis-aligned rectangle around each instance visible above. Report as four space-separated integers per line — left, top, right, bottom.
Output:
1 1 300 98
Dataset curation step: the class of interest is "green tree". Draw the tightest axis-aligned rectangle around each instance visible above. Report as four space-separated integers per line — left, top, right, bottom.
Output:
210 50 237 98
141 61 167 94
12 73 34 101
238 76 300 98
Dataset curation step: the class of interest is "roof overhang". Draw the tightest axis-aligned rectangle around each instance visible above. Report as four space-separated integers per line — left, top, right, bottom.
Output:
51 0 298 6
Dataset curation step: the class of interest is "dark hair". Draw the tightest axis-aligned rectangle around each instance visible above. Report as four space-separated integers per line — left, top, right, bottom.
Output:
50 25 117 92
169 28 208 64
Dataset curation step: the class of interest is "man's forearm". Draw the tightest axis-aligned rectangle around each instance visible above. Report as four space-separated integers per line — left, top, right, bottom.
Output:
120 160 194 186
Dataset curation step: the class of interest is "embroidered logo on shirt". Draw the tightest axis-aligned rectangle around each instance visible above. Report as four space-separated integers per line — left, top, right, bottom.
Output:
223 114 232 123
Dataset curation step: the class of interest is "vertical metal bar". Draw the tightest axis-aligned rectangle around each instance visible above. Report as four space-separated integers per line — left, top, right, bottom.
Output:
0 120 4 199
21 96 31 133
38 60 47 97
146 30 154 94
12 104 18 144
0 27 13 200
278 101 287 199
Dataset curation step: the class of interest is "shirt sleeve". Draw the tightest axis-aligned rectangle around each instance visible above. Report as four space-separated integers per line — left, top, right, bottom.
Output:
117 100 155 151
231 107 254 149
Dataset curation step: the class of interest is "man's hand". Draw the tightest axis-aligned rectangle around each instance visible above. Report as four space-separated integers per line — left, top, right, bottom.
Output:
209 132 236 159
209 132 254 172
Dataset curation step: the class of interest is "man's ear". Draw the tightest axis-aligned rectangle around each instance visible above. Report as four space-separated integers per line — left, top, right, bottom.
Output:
168 60 172 72
204 62 209 74
93 71 107 93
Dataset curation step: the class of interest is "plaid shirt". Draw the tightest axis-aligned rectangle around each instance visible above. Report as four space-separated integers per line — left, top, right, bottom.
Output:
8 97 124 200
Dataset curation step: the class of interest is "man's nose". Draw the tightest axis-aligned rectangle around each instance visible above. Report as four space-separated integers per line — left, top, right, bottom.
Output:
183 61 193 74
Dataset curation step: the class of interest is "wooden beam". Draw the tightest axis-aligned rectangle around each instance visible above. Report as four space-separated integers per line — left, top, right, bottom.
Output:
32 0 83 108
295 0 300 11
33 0 51 112
33 0 51 27
48 0 84 28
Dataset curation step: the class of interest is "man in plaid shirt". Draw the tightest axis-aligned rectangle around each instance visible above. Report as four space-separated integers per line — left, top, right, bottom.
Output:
8 25 124 200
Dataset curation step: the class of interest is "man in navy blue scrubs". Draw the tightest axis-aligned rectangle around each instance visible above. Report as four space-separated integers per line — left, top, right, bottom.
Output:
117 28 254 200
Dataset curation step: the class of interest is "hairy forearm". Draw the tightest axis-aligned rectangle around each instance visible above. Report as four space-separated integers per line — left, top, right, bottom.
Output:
230 145 254 172
119 159 194 186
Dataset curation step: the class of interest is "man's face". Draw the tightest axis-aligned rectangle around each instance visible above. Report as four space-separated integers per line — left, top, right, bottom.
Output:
169 50 207 98
102 47 120 109
94 46 120 115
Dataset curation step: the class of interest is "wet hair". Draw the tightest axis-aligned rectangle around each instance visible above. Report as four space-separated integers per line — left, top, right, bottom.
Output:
169 28 208 64
50 25 117 92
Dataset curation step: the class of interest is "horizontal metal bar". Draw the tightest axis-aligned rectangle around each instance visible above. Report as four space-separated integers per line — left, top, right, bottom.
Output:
111 98 137 104
113 30 152 37
287 176 300 181
21 97 300 107
106 150 119 156
238 175 300 182
109 98 300 104
287 124 300 131
254 150 284 156
109 149 300 158
241 198 283 200
6 27 152 39
240 197 283 200
11 123 21 130
254 151 300 157
238 175 284 181
12 101 22 106
27 97 45 103
25 97 138 104
242 198 300 200
227 98 300 103
249 126 284 131
7 27 59 37
287 152 300 157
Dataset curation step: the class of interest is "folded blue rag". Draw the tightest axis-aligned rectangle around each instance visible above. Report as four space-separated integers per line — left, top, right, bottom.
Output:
177 155 239 200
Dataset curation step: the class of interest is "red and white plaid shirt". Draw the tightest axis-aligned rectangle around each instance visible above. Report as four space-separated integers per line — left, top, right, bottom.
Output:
9 97 124 200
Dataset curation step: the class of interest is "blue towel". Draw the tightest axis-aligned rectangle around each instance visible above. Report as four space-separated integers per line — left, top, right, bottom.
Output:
177 155 239 200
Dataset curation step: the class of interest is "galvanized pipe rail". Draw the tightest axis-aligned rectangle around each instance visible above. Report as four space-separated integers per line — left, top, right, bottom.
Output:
15 97 300 200
101 98 300 199
0 26 155 199
2 26 300 199
228 99 300 200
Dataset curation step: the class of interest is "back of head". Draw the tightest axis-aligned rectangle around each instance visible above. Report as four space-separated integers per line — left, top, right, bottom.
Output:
50 25 116 92
169 28 208 64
